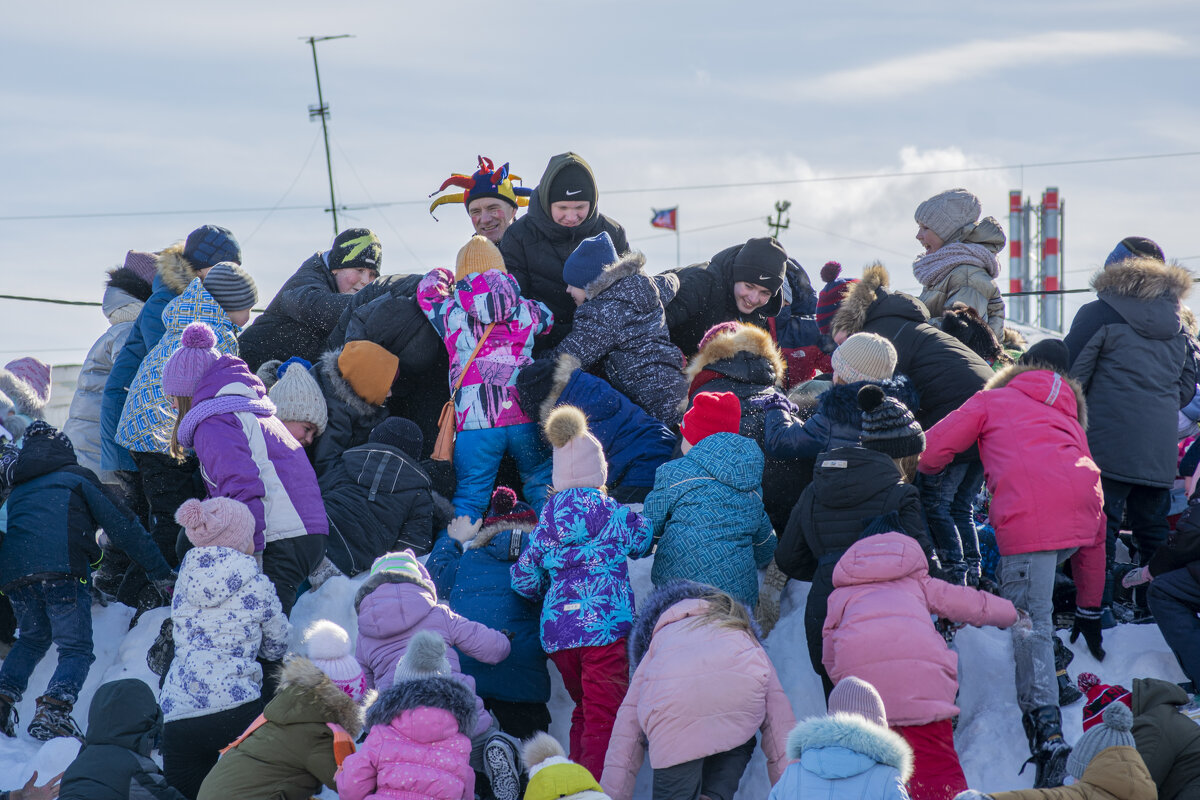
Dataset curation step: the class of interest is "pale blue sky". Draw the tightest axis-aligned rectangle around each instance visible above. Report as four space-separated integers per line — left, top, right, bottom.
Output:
3 0 1197 364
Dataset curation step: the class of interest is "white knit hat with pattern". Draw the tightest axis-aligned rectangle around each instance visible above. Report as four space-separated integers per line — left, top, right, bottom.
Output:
269 362 328 435
303 619 367 702
832 332 897 384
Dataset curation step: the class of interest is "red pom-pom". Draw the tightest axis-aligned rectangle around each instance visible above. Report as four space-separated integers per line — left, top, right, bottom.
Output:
489 486 517 516
820 261 843 283
181 322 217 350
1077 672 1100 693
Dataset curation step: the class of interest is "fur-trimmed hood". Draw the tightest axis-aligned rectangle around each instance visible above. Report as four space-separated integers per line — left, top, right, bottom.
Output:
815 374 919 425
985 362 1088 429
540 352 584 423
155 241 202 295
832 263 930 337
683 323 786 392
1092 256 1192 302
786 713 913 781
354 562 437 613
583 250 679 310
468 518 537 551
103 266 153 324
365 675 477 737
271 656 367 738
628 580 760 668
317 347 383 418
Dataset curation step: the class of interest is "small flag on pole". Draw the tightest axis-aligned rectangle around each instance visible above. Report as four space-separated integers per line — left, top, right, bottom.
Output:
650 207 678 231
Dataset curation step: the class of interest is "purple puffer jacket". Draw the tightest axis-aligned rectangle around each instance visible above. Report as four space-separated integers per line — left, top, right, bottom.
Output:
182 355 328 552
354 569 511 739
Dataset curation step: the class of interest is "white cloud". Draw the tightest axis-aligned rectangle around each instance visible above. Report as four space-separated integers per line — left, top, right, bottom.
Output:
796 29 1188 101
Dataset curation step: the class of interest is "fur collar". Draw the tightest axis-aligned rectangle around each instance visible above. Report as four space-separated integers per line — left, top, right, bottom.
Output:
278 657 367 738
584 251 646 300
1092 256 1191 302
106 266 154 303
541 352 583 424
365 676 477 736
985 362 1088 429
628 580 760 667
156 242 200 295
683 324 786 392
831 262 889 337
318 347 383 419
787 713 913 781
817 375 919 425
469 520 537 551
353 569 436 613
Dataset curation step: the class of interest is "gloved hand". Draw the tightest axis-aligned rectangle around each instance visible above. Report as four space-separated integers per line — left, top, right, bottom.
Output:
1012 608 1033 632
152 571 178 604
448 515 482 545
1070 606 1106 660
755 561 789 638
750 391 798 415
1122 565 1153 588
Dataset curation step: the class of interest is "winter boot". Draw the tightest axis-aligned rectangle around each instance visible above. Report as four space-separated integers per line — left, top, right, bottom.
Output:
27 695 84 742
1021 705 1071 788
1053 637 1082 706
0 692 18 738
483 731 523 800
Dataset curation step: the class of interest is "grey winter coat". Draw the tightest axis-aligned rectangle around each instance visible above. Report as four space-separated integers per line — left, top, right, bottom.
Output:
310 348 390 477
1066 257 1196 487
554 252 686 425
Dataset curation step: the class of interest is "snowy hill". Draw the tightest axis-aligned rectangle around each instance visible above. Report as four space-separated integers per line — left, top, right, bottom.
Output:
0 556 1184 797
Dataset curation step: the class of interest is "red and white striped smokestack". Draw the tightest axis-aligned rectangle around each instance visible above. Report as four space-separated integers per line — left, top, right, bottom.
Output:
1041 187 1061 331
1009 190 1027 324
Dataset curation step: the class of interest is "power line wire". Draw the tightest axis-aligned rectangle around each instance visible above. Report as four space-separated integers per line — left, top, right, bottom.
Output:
242 130 324 245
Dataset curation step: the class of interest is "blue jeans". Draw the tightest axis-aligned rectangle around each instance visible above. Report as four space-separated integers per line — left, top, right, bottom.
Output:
952 461 986 582
918 462 972 584
0 578 95 704
453 423 552 521
1147 568 1200 687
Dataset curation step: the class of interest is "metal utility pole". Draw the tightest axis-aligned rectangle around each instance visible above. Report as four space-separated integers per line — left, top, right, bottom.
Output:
767 200 791 239
302 34 352 237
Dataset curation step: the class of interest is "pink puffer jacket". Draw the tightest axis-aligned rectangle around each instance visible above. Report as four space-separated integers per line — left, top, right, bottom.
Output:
823 532 1018 726
336 706 474 800
601 597 795 800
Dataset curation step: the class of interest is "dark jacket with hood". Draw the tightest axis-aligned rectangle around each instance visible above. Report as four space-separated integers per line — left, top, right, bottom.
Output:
499 152 629 351
238 251 357 371
0 424 171 591
665 244 789 358
764 375 920 461
319 442 436 575
1130 677 1200 800
310 347 390 477
831 263 993 435
682 323 807 531
771 260 821 349
196 658 367 800
425 513 550 705
1065 256 1196 487
517 353 676 502
102 244 198 472
58 678 184 800
554 251 687 425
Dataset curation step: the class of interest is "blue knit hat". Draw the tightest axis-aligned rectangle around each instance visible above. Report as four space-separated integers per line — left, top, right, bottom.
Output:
1104 236 1164 267
184 224 241 269
563 231 618 290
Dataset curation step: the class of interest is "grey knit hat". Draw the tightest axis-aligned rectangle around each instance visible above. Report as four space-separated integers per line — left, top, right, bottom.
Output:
393 630 453 685
828 676 887 727
269 361 328 435
915 188 981 244
1066 701 1135 780
858 384 925 458
202 262 258 312
832 333 897 384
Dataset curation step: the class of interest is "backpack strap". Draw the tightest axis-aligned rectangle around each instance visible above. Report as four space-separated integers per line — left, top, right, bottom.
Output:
327 722 357 766
220 714 269 755
452 322 497 395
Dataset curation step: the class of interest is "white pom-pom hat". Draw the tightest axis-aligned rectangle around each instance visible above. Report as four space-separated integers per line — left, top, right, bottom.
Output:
303 619 366 702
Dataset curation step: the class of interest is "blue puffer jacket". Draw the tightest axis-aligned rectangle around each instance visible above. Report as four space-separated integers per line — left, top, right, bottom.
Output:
426 519 549 705
0 424 171 591
764 375 919 460
644 432 776 608
768 712 912 800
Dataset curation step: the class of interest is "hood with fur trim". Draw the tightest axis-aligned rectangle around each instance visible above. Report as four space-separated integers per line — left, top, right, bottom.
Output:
832 263 931 338
628 580 761 668
787 713 913 781
271 656 367 738
985 362 1088 429
318 347 383 418
683 323 786 393
364 675 477 737
583 251 679 309
353 560 437 613
539 352 584 423
156 241 203 295
815 374 919 426
1092 256 1191 341
468 517 537 551
103 265 153 324
0 368 47 419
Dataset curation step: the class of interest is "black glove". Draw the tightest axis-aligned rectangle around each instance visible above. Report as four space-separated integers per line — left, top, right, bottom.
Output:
152 571 178 604
1069 606 1105 660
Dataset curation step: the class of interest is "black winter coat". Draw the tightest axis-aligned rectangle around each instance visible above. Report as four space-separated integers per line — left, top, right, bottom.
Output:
309 348 389 477
1130 677 1200 800
499 153 629 352
664 244 788 358
319 443 435 575
59 679 184 800
554 251 686 425
238 252 354 371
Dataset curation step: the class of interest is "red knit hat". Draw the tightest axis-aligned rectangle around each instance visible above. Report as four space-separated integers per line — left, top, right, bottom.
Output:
681 391 741 447
1077 672 1132 731
815 261 858 336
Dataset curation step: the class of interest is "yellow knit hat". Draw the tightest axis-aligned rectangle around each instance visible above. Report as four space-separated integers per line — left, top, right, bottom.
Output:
522 733 610 800
454 235 506 282
337 341 399 406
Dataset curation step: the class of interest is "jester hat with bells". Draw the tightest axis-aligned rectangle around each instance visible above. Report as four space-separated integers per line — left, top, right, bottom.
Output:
429 155 532 220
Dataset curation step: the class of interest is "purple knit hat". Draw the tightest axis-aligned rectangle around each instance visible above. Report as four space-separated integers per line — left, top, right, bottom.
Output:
828 676 888 727
162 322 221 397
3 358 51 407
123 250 159 285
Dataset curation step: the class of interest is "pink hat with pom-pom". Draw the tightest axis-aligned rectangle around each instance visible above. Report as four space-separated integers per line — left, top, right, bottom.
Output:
163 322 221 397
816 261 858 335
4 357 52 408
175 496 255 554
304 619 367 702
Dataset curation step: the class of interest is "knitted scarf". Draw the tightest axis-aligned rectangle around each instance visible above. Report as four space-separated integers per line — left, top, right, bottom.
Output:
911 241 1001 288
177 394 276 448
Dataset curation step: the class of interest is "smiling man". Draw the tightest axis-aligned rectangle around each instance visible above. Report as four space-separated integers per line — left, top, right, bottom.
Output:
429 156 531 245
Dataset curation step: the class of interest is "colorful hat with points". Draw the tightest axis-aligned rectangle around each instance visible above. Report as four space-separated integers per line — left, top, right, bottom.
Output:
429 156 532 218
